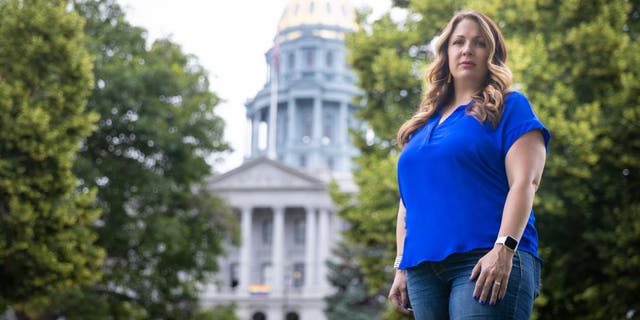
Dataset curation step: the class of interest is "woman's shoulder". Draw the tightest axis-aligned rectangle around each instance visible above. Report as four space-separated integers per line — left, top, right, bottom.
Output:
502 91 534 117
499 90 542 128
500 90 550 149
504 90 530 106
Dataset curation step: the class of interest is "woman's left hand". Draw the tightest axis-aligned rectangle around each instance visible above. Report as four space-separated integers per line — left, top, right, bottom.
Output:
469 245 514 305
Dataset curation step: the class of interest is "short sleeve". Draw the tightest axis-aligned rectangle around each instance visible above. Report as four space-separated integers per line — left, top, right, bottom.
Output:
500 92 550 158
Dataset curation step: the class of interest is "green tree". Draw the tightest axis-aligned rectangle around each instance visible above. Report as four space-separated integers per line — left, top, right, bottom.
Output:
324 240 386 320
0 0 104 315
196 304 240 320
472 1 640 318
34 0 237 318
342 0 640 319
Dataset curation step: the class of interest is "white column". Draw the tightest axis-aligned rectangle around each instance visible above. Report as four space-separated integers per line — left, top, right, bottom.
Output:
267 57 279 159
317 208 330 291
312 97 322 144
287 98 296 145
251 112 260 157
312 96 322 168
271 206 285 296
294 49 300 80
286 98 296 165
304 207 317 293
239 207 252 296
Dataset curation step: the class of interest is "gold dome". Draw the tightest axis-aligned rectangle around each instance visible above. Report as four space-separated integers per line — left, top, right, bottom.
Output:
277 0 357 41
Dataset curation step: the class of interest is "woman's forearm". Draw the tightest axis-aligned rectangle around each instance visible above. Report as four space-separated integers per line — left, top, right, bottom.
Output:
499 130 547 242
498 182 538 241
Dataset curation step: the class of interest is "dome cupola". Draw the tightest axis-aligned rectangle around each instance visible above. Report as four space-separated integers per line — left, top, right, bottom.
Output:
276 0 357 42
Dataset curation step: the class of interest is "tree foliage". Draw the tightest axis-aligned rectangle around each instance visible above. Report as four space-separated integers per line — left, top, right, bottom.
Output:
324 238 386 320
0 0 104 313
475 1 640 318
199 304 240 320
30 0 237 318
340 0 640 319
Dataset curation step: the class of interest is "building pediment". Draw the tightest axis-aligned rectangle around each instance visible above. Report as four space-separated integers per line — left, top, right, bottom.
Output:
208 156 325 191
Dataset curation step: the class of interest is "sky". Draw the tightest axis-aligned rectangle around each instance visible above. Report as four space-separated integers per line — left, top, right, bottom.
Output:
115 0 392 173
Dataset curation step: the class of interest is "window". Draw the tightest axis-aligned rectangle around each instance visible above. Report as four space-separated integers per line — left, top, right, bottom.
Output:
292 263 304 288
327 157 334 170
288 52 295 71
294 219 305 244
326 51 334 68
322 114 333 145
262 219 273 244
299 155 307 167
260 263 272 284
229 263 239 289
253 312 267 320
322 103 337 145
300 104 312 143
305 49 314 68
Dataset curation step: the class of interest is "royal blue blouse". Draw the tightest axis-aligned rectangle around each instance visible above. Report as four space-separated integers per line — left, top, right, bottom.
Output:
397 91 550 269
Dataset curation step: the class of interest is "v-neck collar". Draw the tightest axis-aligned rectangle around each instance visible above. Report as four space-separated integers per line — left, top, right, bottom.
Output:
436 100 472 127
420 101 472 147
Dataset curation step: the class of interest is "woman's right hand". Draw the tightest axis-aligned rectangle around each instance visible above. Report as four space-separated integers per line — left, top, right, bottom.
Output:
388 269 413 315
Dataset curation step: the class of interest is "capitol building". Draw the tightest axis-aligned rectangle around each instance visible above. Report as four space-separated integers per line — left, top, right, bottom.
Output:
202 1 363 319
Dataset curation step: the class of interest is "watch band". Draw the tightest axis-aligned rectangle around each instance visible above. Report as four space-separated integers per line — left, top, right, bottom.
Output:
393 256 402 269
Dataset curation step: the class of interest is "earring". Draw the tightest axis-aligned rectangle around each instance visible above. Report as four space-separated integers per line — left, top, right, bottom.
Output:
447 73 452 83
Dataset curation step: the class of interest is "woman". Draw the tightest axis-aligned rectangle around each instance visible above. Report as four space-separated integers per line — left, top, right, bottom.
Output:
388 11 550 319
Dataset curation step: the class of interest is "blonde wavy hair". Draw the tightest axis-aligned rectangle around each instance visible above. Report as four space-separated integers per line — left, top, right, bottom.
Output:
397 11 513 147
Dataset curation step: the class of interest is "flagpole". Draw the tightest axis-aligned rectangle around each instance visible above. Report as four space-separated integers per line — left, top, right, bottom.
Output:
267 38 279 160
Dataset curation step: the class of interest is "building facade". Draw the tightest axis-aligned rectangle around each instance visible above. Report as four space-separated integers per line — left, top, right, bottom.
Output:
202 1 362 319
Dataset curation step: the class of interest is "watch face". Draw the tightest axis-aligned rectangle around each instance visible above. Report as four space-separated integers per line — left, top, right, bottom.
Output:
505 236 518 250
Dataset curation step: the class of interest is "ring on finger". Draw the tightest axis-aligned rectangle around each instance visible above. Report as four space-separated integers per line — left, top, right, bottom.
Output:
494 281 502 286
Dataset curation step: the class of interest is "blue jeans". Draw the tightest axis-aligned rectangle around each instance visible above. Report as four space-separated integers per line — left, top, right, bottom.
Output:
405 249 541 320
